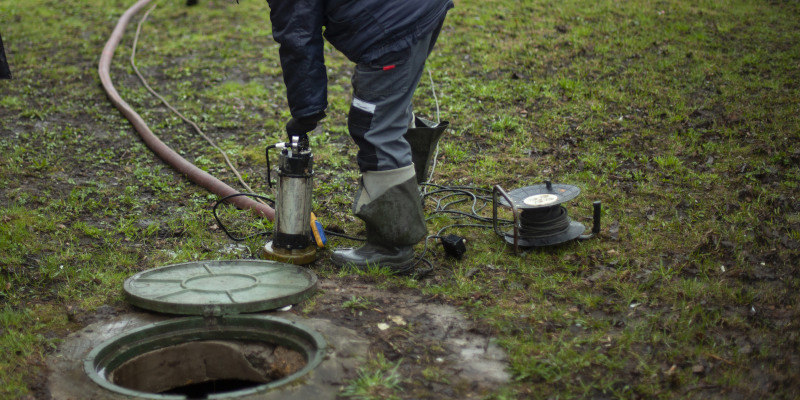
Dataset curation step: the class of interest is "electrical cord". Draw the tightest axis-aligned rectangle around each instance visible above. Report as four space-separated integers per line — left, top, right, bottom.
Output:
212 183 514 279
213 192 367 243
517 206 571 239
322 230 366 241
212 193 275 241
424 69 441 184
265 144 279 189
401 185 514 272
422 184 510 225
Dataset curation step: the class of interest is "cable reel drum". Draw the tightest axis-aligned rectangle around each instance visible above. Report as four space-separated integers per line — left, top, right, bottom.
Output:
493 180 601 254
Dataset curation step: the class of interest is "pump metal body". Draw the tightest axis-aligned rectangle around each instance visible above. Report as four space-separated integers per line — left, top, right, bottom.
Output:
263 139 316 264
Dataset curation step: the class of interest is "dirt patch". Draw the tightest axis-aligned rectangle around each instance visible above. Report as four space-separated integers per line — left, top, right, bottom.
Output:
46 276 509 399
5 1 800 398
306 277 510 397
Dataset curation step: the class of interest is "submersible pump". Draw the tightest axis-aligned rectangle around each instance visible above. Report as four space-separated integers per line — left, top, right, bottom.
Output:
263 135 322 264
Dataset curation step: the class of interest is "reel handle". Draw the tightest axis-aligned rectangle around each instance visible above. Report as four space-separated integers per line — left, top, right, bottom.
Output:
492 185 520 255
578 200 602 240
592 201 602 234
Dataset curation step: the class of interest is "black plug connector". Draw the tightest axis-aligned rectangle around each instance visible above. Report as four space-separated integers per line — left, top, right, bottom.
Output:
441 235 467 259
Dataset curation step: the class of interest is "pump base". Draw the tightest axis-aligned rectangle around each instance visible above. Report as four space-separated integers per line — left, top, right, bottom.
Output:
262 241 316 265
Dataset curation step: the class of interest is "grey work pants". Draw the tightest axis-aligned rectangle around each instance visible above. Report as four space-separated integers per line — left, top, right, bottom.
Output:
348 21 444 172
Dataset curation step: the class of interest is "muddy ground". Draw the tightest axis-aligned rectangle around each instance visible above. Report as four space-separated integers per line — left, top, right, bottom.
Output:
2 1 800 399
41 276 511 399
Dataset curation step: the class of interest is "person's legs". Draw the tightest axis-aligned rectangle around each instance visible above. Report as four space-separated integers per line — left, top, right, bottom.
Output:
347 26 442 173
332 27 443 271
0 33 11 80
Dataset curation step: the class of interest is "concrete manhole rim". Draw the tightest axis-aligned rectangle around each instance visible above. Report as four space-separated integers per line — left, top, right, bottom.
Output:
83 315 327 399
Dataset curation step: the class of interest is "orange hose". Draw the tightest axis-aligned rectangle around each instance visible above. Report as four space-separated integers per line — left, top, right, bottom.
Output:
98 0 275 220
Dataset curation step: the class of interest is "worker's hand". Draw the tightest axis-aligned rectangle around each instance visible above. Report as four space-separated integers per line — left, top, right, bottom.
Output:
286 111 326 138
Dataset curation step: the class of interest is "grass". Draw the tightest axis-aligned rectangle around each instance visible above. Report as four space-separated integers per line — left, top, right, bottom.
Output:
341 353 405 400
341 295 376 315
1 0 799 398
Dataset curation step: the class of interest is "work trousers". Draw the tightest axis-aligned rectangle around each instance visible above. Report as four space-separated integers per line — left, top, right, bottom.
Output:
347 20 444 172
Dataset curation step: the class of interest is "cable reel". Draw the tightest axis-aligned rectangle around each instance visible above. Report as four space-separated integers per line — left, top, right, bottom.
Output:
492 180 601 254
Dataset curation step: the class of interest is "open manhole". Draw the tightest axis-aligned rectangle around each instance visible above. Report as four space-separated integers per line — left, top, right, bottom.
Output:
83 260 324 399
84 316 326 399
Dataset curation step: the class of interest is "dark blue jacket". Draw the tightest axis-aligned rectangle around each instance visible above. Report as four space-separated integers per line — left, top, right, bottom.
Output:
266 0 453 118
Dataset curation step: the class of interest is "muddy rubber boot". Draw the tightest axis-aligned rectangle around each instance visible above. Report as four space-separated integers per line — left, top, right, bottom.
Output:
403 116 449 183
331 165 427 273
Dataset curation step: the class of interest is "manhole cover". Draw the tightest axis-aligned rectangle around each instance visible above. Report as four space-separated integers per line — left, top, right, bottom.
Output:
124 260 317 316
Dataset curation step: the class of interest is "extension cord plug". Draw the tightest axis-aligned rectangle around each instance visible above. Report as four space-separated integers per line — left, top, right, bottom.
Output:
441 235 467 259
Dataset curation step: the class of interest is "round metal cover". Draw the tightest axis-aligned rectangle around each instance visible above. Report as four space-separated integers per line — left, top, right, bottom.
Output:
500 183 581 209
124 260 317 316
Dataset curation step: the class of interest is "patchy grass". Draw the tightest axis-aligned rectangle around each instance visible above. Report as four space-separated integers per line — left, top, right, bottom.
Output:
341 352 405 400
1 0 799 398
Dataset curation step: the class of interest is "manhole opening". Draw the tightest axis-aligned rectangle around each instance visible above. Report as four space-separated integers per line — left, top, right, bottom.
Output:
108 340 306 396
85 317 326 398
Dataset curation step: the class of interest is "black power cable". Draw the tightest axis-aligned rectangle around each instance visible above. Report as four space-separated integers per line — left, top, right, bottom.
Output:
212 193 275 242
211 184 514 278
213 192 367 243
517 206 571 239
402 184 514 273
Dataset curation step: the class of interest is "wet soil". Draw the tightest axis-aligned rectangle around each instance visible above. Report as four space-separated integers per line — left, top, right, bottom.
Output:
43 277 510 400
4 2 800 398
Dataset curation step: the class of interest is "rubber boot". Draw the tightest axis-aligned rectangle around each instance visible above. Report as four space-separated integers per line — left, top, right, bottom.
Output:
403 116 449 183
331 165 427 273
